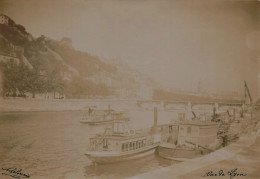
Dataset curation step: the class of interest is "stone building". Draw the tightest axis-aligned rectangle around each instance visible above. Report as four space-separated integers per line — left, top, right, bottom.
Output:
0 14 9 24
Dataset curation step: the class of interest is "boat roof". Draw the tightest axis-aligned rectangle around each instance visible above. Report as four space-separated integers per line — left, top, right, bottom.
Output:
179 121 218 126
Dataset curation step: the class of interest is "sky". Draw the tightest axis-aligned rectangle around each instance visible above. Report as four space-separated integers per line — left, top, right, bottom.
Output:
1 0 259 97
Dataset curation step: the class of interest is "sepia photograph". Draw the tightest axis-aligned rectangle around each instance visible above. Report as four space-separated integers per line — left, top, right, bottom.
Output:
0 0 260 178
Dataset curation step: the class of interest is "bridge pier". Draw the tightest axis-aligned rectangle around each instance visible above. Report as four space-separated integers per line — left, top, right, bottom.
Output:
188 101 192 111
233 108 236 120
242 104 246 111
214 102 219 113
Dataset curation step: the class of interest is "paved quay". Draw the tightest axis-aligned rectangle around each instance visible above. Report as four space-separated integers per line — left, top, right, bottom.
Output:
130 133 260 179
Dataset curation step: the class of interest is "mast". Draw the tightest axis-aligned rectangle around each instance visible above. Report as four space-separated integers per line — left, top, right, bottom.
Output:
244 80 253 105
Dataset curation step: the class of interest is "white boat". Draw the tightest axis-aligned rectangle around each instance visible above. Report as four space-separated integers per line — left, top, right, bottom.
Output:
85 119 161 164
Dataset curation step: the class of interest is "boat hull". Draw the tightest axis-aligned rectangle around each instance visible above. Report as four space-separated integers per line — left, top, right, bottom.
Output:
85 144 157 164
157 144 203 161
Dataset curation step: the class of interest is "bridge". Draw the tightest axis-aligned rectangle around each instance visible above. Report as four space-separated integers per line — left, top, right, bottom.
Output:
137 99 246 111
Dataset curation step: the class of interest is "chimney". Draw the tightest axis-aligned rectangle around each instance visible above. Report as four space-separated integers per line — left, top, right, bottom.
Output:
154 107 157 127
233 108 236 120
213 107 216 120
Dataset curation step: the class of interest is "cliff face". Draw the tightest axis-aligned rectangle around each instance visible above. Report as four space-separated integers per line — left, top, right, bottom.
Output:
0 14 157 98
0 20 116 77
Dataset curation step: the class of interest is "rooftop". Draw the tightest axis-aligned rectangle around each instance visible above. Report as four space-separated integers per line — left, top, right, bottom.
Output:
179 121 218 126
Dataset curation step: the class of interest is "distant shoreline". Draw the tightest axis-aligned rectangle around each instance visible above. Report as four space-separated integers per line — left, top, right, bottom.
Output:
0 97 253 113
0 97 140 112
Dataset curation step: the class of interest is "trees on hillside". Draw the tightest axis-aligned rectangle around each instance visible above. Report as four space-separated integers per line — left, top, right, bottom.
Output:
0 59 65 98
0 60 111 98
0 59 30 97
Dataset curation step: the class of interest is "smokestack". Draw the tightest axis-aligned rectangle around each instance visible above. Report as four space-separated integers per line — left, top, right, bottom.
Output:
154 107 157 127
213 107 216 120
233 108 236 120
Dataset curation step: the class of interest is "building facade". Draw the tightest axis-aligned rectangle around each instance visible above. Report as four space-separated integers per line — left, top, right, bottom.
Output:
0 14 9 24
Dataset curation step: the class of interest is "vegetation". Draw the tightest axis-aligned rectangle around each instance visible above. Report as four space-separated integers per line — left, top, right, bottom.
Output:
0 59 112 98
0 59 64 97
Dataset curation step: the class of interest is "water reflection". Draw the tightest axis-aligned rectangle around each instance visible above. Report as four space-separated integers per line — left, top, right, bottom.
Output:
85 154 178 179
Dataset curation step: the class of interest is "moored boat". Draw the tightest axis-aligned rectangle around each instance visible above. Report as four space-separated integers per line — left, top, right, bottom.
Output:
80 107 130 125
85 108 162 164
158 119 221 161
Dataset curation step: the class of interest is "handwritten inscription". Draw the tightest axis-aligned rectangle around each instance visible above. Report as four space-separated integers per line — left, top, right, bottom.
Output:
1 168 30 179
203 168 247 179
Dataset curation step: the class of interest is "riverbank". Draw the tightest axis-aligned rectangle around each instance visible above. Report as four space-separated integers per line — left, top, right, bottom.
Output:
0 98 139 112
129 132 260 179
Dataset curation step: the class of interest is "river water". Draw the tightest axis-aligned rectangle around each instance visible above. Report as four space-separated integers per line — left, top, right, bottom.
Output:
0 109 188 179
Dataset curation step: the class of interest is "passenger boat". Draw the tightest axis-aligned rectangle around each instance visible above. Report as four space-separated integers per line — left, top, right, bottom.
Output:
85 110 162 164
158 119 221 161
80 107 130 125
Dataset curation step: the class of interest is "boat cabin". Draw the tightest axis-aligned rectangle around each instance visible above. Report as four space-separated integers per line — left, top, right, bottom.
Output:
160 121 179 144
177 121 218 147
89 134 154 153
178 113 186 121
89 120 155 153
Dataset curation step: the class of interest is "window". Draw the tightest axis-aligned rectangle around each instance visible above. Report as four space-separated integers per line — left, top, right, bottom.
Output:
130 143 133 150
169 126 173 133
133 142 136 150
126 143 129 151
122 144 125 152
187 127 191 134
103 139 108 150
